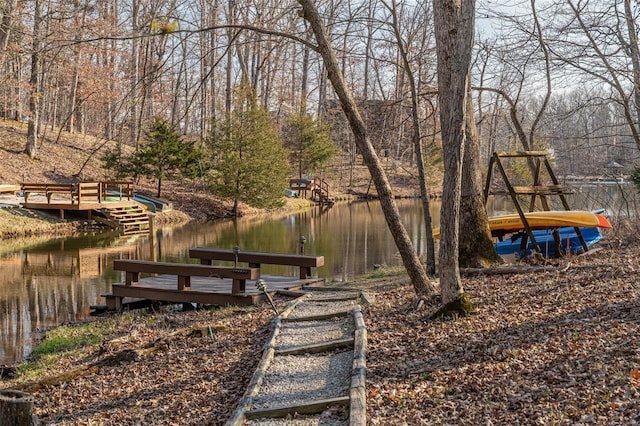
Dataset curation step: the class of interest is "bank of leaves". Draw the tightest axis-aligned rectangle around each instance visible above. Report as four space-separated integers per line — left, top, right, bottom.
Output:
5 305 273 425
364 242 640 424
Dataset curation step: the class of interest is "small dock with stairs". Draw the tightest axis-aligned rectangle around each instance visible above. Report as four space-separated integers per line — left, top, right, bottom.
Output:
20 180 150 233
289 176 334 206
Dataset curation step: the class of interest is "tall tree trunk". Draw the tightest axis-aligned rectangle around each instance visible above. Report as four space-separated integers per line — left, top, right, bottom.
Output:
67 52 80 133
459 79 502 268
299 0 436 297
225 0 236 118
130 0 140 147
433 0 475 313
388 0 437 277
0 0 16 52
623 0 640 130
25 0 42 159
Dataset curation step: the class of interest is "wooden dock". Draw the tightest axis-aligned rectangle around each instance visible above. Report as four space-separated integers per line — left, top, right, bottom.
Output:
289 176 334 206
105 274 324 310
104 250 326 311
0 184 20 195
19 181 150 232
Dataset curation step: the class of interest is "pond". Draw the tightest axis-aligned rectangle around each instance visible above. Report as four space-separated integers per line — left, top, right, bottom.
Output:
1 181 637 365
0 199 440 365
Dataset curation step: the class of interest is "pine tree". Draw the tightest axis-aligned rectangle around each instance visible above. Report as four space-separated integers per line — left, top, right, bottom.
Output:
208 86 290 215
285 112 337 178
103 117 204 197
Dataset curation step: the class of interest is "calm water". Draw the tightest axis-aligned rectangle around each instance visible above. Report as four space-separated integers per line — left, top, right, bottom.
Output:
0 199 440 364
1 182 636 365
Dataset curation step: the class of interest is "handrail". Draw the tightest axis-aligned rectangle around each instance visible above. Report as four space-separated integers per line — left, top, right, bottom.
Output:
21 181 135 204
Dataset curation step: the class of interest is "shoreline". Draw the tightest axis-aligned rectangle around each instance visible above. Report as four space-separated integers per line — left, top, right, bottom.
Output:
0 194 320 243
0 190 433 243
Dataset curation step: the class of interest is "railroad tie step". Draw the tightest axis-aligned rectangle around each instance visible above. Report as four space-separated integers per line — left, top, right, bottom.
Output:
244 396 350 421
274 337 354 356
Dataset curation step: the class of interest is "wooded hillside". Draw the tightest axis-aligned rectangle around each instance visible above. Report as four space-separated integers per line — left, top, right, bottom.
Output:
1 1 638 180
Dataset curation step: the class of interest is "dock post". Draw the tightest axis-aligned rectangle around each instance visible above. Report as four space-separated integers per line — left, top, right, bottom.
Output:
149 213 157 261
299 236 306 255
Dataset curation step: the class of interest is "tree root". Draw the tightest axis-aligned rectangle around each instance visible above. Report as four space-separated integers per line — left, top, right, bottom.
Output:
429 292 474 319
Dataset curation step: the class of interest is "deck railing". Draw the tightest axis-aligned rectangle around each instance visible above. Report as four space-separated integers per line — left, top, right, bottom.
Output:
21 180 135 204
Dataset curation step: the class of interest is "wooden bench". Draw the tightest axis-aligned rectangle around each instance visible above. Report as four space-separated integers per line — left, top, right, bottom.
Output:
113 259 260 295
188 247 324 279
22 183 75 203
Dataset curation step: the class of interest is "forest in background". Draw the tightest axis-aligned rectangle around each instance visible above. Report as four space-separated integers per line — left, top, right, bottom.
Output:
0 0 639 181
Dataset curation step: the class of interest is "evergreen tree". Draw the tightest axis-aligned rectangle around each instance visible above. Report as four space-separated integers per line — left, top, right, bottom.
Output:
103 117 204 197
285 112 337 178
208 86 290 215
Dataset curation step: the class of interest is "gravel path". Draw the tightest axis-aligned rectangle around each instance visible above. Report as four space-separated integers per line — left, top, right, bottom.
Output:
251 351 353 408
275 317 355 350
287 300 357 319
227 289 366 426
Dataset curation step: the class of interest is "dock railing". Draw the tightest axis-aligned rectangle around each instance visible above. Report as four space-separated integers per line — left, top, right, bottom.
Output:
101 181 134 201
21 180 135 204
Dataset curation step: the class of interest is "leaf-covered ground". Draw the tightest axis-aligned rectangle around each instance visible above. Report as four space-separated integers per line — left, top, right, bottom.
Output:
6 306 275 425
2 240 638 425
362 242 640 425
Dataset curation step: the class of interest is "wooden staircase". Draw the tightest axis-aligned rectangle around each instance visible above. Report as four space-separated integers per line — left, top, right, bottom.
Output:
96 205 150 234
310 178 334 206
290 176 334 206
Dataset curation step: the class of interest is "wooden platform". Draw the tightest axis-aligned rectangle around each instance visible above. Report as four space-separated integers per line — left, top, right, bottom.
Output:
0 184 20 194
106 274 325 310
22 199 142 211
19 181 149 231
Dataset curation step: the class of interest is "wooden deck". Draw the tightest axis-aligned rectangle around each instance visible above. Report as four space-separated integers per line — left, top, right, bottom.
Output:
105 249 326 311
20 181 150 234
22 199 142 212
107 274 324 310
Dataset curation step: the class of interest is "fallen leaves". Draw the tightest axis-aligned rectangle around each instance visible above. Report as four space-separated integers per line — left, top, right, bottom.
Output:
5 305 274 425
364 242 640 424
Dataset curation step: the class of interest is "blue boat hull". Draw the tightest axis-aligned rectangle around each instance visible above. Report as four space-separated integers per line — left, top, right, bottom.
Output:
495 226 604 258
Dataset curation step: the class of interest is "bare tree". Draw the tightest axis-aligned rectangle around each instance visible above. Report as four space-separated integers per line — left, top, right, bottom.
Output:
459 79 502 268
25 0 42 158
299 0 437 297
433 0 475 314
535 0 640 152
384 0 438 276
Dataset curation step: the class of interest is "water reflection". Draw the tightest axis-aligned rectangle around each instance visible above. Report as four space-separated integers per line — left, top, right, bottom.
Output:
0 199 437 364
